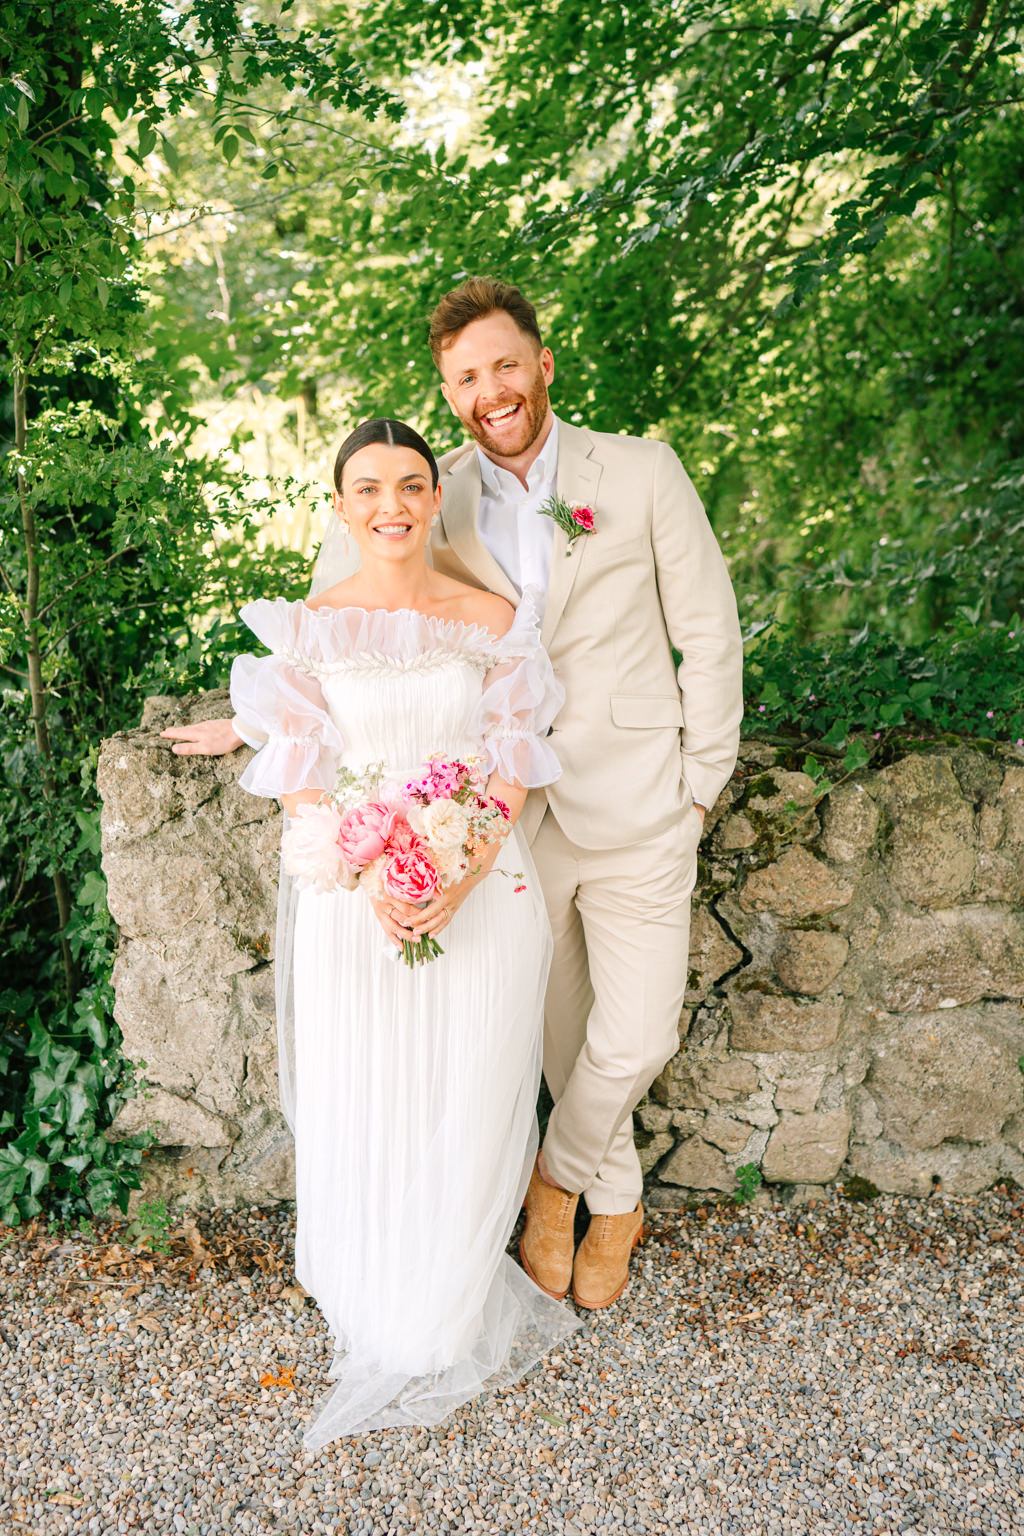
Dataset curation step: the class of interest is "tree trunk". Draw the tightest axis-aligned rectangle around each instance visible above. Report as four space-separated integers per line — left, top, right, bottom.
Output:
13 236 78 1001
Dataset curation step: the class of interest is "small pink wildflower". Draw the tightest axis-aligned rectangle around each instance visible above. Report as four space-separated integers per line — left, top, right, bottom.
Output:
514 884 527 893
405 758 463 802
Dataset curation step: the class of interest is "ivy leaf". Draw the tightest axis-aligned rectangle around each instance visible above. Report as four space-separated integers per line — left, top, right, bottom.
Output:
78 870 107 909
821 719 849 749
842 739 871 775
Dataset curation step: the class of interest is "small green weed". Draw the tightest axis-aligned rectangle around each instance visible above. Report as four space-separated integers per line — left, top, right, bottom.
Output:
125 1199 172 1255
734 1163 763 1205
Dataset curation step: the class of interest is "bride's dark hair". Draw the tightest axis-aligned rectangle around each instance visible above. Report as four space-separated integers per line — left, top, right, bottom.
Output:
333 418 439 492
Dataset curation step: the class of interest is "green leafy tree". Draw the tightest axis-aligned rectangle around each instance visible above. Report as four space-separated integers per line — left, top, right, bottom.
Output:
0 0 399 1223
144 2 1024 643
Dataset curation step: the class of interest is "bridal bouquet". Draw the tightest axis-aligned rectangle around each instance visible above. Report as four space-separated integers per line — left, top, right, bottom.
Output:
281 755 512 966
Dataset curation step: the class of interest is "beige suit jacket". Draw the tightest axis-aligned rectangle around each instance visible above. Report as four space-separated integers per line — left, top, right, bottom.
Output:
432 419 744 850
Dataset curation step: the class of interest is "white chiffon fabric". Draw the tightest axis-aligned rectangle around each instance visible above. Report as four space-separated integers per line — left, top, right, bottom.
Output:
230 588 580 1446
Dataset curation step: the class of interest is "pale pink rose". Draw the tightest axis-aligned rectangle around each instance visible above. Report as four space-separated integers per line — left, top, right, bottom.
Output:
357 855 387 901
378 780 407 813
386 815 423 854
338 801 396 868
281 802 357 893
432 847 467 888
382 847 440 903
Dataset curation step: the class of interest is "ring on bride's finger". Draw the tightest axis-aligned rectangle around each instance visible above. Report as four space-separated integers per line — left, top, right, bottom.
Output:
442 906 451 922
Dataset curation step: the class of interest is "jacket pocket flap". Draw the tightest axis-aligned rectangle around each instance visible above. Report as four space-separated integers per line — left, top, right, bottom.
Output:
610 694 684 729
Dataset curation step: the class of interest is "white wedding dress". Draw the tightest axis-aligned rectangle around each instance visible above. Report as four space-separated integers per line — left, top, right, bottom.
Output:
230 590 580 1448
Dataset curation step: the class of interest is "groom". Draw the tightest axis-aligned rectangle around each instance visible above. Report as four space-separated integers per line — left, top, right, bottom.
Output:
166 278 743 1310
427 280 742 1307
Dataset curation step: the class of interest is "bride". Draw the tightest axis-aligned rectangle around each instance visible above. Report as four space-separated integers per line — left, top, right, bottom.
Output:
225 417 579 1447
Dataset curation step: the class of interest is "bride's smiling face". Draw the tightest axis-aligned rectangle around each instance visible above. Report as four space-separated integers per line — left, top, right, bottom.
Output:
335 444 440 561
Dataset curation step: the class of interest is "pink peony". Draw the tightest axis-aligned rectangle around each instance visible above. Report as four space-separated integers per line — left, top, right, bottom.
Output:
338 801 397 868
572 504 595 531
281 802 356 893
382 847 440 903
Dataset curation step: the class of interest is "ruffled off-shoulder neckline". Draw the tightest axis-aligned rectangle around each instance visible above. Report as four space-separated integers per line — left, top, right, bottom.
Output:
239 584 545 667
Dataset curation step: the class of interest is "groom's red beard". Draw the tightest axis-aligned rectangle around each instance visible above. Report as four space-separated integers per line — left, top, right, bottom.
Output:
465 373 551 460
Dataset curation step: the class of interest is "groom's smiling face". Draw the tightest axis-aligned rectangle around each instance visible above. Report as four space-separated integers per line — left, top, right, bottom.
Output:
439 310 555 467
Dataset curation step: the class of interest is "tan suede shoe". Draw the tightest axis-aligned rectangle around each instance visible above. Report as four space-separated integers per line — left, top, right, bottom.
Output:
519 1161 579 1300
571 1203 645 1309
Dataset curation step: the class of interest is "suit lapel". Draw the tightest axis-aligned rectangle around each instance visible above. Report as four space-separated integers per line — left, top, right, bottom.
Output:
541 423 603 649
438 451 520 604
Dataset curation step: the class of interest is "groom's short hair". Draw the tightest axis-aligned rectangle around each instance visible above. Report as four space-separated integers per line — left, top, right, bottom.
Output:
429 277 542 367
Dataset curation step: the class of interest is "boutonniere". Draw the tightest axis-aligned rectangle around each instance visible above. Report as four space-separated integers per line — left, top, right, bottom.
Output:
538 493 596 555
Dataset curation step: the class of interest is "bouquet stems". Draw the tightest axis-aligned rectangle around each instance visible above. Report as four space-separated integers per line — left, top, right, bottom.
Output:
401 935 444 968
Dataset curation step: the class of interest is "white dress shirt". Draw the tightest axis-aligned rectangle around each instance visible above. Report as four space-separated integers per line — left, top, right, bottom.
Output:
476 417 559 606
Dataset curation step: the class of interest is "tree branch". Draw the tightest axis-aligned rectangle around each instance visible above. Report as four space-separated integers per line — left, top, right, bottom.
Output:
36 545 140 620
12 236 78 1001
138 172 346 240
0 554 19 605
43 597 169 656
774 0 906 92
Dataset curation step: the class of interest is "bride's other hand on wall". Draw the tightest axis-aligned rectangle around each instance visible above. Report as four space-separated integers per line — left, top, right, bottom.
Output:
161 718 242 755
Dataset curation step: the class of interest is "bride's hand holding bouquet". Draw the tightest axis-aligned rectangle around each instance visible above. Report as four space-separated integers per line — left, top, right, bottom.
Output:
281 754 525 965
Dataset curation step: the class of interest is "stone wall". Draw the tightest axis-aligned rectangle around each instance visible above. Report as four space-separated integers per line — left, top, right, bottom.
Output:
99 695 1024 1209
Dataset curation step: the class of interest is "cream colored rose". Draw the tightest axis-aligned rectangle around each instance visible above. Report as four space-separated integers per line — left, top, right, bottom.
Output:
419 798 471 856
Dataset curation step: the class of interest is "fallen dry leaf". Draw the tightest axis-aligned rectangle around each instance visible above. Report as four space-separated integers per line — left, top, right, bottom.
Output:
182 1222 210 1263
259 1367 296 1390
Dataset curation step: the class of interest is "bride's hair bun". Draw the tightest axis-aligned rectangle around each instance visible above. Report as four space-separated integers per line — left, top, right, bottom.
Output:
334 418 439 492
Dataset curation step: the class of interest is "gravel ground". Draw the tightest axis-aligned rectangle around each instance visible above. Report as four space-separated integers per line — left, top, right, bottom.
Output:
1 1185 1022 1536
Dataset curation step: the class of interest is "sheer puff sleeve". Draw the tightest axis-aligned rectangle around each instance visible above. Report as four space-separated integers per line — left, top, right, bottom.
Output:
474 586 565 789
230 600 342 799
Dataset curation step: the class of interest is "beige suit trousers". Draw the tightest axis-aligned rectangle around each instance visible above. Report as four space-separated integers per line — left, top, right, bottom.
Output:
533 804 701 1215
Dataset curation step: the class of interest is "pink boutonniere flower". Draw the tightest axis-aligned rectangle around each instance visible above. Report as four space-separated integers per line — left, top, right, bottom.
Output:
538 493 597 555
